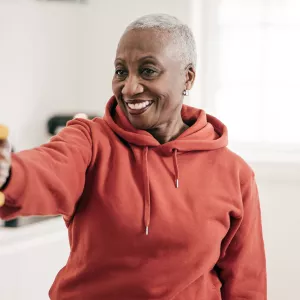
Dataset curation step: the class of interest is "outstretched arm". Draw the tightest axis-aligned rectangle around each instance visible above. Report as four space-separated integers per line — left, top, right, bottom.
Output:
0 118 92 221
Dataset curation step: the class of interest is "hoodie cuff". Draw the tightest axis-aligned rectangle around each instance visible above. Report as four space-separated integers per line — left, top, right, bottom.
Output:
1 155 26 205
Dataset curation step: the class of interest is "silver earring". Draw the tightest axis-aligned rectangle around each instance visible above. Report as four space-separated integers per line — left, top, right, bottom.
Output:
183 89 189 96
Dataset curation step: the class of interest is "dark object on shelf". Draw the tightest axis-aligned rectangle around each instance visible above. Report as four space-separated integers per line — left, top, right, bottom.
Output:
4 219 18 227
47 114 98 135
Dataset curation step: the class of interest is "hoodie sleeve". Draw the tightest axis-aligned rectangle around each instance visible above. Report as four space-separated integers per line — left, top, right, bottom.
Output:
216 174 267 300
0 119 92 221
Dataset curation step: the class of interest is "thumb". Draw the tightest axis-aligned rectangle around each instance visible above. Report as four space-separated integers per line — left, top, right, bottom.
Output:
73 113 89 120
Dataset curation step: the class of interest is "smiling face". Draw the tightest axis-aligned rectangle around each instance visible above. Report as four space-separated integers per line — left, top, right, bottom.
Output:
112 29 194 130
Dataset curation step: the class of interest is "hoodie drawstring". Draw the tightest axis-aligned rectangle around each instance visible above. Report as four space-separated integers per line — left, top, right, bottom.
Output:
142 147 179 236
143 147 151 235
172 149 179 189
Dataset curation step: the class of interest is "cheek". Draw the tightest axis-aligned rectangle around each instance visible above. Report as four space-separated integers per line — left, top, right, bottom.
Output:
112 76 126 95
149 79 173 99
156 83 182 107
112 80 120 95
157 87 184 117
157 74 183 97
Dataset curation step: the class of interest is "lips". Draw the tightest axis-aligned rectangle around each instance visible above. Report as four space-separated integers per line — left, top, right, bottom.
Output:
124 100 153 115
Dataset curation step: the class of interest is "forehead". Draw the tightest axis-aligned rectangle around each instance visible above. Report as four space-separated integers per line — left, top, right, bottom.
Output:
115 29 176 64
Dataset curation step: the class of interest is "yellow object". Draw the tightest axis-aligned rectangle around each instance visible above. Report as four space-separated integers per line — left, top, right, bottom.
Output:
0 125 9 140
0 192 4 207
0 124 8 206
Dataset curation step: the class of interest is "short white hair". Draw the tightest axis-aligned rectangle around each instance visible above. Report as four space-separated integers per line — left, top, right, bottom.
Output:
124 14 197 69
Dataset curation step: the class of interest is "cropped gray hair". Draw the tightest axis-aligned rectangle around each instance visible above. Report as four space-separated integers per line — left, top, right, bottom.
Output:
124 14 197 69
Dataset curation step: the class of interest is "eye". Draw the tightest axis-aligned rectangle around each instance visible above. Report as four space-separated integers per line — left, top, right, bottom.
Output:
141 68 157 77
115 69 128 78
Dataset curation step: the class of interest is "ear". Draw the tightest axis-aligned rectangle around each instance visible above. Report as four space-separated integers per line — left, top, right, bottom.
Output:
185 64 196 90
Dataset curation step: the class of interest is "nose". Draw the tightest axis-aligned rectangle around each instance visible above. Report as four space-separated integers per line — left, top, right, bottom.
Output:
121 75 144 98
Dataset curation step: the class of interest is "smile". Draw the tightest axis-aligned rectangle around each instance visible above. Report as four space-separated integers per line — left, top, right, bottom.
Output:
125 100 153 115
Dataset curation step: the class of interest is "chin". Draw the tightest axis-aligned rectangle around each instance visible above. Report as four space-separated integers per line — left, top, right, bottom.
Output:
127 116 151 130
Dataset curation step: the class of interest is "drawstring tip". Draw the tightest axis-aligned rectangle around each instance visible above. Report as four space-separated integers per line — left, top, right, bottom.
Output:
145 226 149 235
175 179 179 188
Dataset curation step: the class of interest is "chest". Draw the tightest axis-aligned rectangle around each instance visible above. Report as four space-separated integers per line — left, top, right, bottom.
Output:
77 147 239 252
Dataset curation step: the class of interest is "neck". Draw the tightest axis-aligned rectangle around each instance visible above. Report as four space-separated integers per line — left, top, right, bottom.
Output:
147 117 189 144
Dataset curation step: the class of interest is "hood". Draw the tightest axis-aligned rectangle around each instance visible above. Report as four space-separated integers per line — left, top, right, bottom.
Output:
103 96 228 235
103 96 228 154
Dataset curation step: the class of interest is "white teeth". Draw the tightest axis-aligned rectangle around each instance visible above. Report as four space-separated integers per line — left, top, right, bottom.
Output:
128 101 151 110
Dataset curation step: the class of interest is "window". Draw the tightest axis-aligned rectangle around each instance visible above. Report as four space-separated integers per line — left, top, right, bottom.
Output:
191 0 300 162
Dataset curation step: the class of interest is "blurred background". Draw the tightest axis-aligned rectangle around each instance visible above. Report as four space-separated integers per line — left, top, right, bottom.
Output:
0 0 299 299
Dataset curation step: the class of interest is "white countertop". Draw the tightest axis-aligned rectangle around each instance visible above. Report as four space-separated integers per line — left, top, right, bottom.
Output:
0 216 68 255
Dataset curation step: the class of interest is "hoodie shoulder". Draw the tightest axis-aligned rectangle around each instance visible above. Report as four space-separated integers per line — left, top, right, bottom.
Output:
213 147 255 185
89 117 113 135
66 117 113 147
88 117 123 146
90 117 106 128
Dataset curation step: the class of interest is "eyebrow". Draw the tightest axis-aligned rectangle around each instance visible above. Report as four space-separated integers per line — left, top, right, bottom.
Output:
114 58 125 65
114 55 161 65
138 55 159 63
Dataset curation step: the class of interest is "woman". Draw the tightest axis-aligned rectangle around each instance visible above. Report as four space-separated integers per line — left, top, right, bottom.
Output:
0 14 266 300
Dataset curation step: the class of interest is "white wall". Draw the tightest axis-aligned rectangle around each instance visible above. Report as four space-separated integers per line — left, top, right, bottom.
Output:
252 163 300 300
0 0 84 150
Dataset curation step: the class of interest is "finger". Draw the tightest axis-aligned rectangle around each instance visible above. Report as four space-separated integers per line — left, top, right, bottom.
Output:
0 162 10 187
0 140 12 160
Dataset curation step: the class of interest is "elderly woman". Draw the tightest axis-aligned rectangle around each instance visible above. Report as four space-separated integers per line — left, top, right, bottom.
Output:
0 14 266 300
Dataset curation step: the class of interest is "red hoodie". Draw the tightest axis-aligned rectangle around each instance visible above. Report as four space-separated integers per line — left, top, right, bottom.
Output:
0 97 267 300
